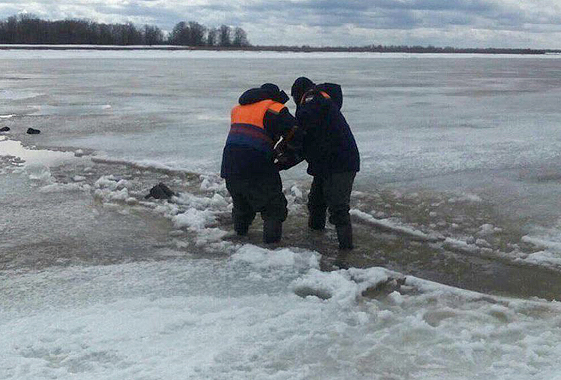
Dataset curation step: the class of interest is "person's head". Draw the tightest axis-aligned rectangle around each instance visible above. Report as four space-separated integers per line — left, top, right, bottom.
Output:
260 83 289 104
291 77 315 105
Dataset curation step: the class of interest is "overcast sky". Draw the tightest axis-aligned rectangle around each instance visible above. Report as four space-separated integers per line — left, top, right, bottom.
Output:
1 0 561 48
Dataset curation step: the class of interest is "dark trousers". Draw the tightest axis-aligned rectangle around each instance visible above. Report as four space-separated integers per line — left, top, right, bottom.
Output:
225 173 288 234
308 172 356 228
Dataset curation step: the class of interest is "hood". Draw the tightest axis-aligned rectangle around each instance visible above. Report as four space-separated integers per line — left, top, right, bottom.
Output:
316 83 343 110
291 76 315 105
239 84 289 105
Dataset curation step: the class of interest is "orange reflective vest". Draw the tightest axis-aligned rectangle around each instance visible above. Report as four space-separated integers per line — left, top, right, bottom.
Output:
226 100 285 154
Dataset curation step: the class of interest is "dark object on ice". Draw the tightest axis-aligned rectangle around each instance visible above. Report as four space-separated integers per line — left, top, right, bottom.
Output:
27 128 41 134
144 182 176 200
0 126 10 132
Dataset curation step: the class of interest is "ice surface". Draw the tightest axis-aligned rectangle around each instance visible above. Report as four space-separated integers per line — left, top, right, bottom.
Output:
0 89 43 100
520 228 561 268
2 249 561 380
2 158 559 378
3 51 561 379
2 52 560 248
1 50 559 228
6 49 560 60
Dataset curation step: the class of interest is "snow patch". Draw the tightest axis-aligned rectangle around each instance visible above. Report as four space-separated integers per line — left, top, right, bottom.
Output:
39 182 91 193
520 234 561 267
522 235 561 253
350 209 442 242
477 223 502 237
291 267 392 306
3 252 561 380
24 163 53 182
200 174 226 192
442 237 481 254
448 193 482 203
93 175 131 203
232 244 319 271
290 184 303 199
523 251 561 266
173 208 216 230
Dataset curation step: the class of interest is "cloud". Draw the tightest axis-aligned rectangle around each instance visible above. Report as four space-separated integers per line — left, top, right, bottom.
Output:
0 0 560 47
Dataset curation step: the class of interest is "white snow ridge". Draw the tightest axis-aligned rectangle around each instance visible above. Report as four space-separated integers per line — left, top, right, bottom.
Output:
3 242 561 380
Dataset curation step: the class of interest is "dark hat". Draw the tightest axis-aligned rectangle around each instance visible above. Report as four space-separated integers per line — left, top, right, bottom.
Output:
291 77 315 104
261 83 289 104
261 83 280 93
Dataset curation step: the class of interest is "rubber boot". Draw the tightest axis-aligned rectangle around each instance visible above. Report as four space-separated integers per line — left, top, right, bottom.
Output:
308 209 326 230
263 219 282 244
235 224 249 236
336 224 353 250
234 219 250 236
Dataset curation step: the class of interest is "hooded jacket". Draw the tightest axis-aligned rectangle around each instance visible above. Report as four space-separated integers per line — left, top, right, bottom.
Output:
221 85 299 179
296 83 360 177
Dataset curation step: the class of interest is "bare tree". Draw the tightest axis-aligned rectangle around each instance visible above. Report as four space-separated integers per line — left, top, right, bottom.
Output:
218 24 231 47
206 27 217 47
143 25 164 45
232 27 249 47
188 21 206 46
169 21 188 45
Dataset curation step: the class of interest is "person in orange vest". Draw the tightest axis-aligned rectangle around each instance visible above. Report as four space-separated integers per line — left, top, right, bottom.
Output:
291 77 360 250
221 83 303 244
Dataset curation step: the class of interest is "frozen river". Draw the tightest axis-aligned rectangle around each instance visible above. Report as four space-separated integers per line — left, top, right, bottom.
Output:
2 50 561 379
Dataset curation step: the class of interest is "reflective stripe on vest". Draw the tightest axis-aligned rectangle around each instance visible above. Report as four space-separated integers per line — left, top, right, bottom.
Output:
226 100 285 153
300 90 330 105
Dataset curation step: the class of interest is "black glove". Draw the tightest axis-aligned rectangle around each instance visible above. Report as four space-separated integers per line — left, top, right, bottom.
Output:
274 154 293 171
274 148 304 171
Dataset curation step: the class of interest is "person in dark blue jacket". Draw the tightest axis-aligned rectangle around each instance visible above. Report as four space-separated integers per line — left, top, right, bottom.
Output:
221 83 302 244
291 77 360 250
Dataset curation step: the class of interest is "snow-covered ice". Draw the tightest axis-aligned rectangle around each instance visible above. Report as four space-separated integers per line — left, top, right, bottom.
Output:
2 248 561 380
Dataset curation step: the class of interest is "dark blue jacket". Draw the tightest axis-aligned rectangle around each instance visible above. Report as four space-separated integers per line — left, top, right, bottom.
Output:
296 83 360 177
221 87 298 179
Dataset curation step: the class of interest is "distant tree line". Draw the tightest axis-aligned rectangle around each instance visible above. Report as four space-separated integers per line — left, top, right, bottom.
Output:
252 44 547 55
0 14 250 47
168 22 249 47
0 14 552 54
